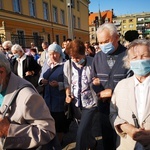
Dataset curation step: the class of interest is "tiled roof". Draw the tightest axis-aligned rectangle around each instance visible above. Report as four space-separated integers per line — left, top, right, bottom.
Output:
89 10 113 26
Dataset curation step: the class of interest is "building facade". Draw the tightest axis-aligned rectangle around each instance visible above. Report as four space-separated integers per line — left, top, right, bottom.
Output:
0 0 90 50
89 10 113 44
113 12 150 43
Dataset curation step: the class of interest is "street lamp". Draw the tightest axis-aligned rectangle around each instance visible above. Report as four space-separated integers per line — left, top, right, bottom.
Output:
67 0 73 40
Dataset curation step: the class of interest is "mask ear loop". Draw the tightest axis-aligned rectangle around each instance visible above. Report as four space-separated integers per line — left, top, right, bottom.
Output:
0 75 3 93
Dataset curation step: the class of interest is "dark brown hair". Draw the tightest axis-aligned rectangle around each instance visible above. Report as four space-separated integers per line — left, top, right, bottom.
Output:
65 39 85 57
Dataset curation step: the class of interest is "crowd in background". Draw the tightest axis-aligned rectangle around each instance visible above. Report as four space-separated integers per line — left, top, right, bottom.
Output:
0 22 150 150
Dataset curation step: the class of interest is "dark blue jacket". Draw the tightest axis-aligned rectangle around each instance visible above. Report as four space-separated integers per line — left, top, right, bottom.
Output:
92 44 129 114
42 63 66 112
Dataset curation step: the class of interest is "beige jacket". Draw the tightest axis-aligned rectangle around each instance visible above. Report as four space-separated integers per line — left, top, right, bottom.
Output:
110 76 150 150
0 73 55 149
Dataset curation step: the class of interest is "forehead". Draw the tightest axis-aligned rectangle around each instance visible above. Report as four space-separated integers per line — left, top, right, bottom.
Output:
49 51 59 54
97 29 112 42
129 45 150 56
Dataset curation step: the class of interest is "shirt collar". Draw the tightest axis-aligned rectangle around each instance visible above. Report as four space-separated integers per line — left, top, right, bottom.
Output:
134 75 150 87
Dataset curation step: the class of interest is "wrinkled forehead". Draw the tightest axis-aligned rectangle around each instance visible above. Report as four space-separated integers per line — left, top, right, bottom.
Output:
128 45 150 56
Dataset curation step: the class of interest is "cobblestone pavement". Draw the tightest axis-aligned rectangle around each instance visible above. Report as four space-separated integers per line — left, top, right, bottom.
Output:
62 112 104 150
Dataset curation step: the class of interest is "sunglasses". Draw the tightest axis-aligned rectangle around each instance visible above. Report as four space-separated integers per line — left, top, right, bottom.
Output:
3 48 10 51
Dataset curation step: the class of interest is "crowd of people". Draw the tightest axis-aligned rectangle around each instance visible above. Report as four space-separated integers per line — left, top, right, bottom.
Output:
0 22 149 150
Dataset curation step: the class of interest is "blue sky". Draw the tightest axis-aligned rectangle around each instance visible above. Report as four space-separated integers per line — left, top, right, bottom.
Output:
89 0 150 16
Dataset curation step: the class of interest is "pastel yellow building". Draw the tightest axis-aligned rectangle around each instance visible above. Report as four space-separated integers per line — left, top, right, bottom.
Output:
0 0 90 50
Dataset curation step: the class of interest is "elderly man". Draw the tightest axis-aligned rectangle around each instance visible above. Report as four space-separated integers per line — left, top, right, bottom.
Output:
39 41 49 66
0 52 55 149
110 39 150 150
92 23 130 150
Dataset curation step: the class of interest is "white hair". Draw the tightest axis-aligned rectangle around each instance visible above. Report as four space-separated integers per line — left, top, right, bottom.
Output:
123 39 150 69
11 44 24 53
2 40 13 48
97 23 118 37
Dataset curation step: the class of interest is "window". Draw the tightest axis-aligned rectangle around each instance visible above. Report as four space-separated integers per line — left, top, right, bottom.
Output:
17 30 25 47
29 0 35 17
13 0 21 13
91 35 95 39
53 6 58 23
33 32 39 47
56 35 59 44
77 0 80 11
48 34 51 44
129 19 133 22
91 28 94 31
77 17 80 29
0 0 2 9
71 0 75 8
129 24 134 28
60 9 65 25
123 25 126 28
43 2 49 20
63 35 66 41
122 20 126 23
73 15 76 28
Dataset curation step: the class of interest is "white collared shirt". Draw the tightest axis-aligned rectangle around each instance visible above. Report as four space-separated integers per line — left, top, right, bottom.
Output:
134 75 150 124
17 54 26 78
134 75 150 150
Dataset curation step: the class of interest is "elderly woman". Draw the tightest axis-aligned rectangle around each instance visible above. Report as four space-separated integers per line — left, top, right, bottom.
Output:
39 43 66 149
12 44 41 87
63 39 98 150
110 39 150 150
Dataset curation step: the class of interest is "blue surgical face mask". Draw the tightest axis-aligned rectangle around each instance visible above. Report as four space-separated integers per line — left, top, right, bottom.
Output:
99 42 115 54
77 58 85 65
13 53 19 59
130 59 150 76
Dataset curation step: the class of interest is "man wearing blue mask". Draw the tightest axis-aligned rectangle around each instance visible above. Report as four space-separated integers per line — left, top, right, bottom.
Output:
92 23 131 150
110 39 150 150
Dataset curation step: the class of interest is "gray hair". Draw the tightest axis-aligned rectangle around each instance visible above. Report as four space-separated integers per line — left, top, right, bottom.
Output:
11 44 24 53
96 23 118 37
0 52 11 74
123 39 150 68
2 40 13 48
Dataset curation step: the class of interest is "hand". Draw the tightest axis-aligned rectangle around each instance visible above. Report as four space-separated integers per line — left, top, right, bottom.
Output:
119 123 147 145
133 129 150 146
92 77 100 86
99 89 112 99
25 71 33 76
49 80 58 87
41 79 48 85
0 116 10 137
66 95 74 104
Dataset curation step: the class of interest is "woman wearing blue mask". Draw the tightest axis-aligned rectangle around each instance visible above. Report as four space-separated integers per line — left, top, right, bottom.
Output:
110 39 150 150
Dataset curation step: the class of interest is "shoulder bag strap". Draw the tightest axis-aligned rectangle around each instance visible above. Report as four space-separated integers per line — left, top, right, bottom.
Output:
2 84 34 118
69 58 72 94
